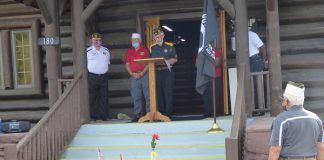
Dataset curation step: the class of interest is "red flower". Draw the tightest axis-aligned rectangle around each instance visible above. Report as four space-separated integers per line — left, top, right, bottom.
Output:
151 133 159 150
152 133 159 140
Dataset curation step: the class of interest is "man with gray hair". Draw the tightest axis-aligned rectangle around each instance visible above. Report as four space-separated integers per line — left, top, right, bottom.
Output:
124 33 150 122
268 81 324 160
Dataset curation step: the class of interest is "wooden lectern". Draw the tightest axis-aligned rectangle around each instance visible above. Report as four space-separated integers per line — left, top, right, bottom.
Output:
134 57 171 122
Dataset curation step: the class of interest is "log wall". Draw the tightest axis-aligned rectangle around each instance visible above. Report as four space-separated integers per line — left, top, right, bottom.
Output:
246 0 324 119
1 0 323 121
0 1 48 122
278 0 324 119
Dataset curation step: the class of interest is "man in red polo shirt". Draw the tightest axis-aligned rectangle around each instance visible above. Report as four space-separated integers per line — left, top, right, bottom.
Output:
124 33 150 122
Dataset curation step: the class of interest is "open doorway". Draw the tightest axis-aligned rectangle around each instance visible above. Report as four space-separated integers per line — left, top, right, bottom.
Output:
160 20 205 116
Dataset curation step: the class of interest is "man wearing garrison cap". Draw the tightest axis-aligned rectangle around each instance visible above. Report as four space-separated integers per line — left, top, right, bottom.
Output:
268 81 324 160
124 33 150 122
87 33 111 121
150 27 178 118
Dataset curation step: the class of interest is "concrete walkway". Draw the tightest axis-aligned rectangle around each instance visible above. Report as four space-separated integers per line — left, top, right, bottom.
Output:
61 116 232 160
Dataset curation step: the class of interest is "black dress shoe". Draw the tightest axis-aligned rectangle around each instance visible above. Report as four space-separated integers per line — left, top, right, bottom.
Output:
203 114 213 118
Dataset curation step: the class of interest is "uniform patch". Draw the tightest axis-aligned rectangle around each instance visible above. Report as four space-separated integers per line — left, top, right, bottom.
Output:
140 52 144 56
164 49 168 53
87 48 93 52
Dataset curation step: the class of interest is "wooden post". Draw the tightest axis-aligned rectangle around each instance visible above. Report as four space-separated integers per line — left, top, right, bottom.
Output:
71 0 90 123
4 144 18 160
36 0 52 24
44 0 61 106
1 30 13 89
234 0 253 117
216 0 235 18
135 58 171 122
81 0 103 23
266 0 282 116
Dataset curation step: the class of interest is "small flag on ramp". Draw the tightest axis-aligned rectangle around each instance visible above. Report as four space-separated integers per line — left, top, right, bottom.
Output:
97 147 105 160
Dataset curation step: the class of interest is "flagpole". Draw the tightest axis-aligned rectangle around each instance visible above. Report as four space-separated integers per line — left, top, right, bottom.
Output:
207 33 224 134
208 77 224 133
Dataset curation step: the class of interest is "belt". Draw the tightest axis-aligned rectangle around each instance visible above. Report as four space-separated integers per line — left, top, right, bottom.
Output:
280 155 316 159
88 72 107 77
250 53 260 58
156 66 169 71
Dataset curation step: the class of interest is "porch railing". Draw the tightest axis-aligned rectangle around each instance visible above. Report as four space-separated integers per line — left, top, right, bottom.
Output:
4 73 83 160
225 71 246 160
251 71 270 113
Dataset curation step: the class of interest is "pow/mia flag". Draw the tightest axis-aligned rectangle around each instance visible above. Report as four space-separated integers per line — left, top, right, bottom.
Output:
196 0 219 95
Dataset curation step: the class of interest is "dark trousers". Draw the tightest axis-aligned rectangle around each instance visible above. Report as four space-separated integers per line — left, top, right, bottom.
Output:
250 54 264 110
88 72 109 120
202 77 221 116
156 69 175 117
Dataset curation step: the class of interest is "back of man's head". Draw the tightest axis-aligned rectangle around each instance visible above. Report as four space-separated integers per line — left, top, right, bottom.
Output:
283 81 305 106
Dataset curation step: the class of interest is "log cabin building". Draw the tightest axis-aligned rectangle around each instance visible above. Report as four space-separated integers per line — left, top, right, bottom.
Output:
0 0 323 159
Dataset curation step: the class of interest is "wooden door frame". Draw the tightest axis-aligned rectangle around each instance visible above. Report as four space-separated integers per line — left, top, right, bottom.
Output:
136 10 204 42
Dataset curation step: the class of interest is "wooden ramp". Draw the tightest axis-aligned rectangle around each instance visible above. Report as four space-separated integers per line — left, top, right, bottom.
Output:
61 117 232 160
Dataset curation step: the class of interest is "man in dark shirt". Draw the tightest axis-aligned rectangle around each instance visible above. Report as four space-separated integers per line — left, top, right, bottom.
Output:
150 27 178 118
269 81 324 160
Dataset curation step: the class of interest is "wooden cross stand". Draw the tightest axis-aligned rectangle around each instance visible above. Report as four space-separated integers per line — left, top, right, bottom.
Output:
134 57 171 122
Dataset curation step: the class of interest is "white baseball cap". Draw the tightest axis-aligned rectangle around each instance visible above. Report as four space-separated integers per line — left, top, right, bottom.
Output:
131 33 141 39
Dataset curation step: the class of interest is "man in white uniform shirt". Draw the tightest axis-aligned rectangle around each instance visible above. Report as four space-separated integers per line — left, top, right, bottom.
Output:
249 30 267 72
87 33 110 121
249 30 268 116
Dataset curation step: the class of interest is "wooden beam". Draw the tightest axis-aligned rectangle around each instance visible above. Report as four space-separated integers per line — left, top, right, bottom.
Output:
234 0 253 117
81 0 103 23
216 0 235 18
35 0 52 24
59 0 69 16
45 0 61 105
71 0 90 124
266 0 282 116
1 30 13 89
85 15 97 34
24 0 34 6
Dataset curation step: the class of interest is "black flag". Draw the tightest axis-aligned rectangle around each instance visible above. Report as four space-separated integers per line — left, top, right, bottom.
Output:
196 0 219 95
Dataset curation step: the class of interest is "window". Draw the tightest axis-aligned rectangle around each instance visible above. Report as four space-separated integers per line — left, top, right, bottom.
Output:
12 30 33 88
0 20 42 97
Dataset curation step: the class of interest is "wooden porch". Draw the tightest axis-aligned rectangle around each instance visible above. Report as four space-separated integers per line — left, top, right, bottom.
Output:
0 0 324 159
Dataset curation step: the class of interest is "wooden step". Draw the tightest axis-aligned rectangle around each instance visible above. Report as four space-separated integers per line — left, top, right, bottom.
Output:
0 110 47 121
0 133 27 160
0 99 48 110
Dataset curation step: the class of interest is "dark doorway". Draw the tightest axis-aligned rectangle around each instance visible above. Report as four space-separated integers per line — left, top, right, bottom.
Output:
160 20 204 116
